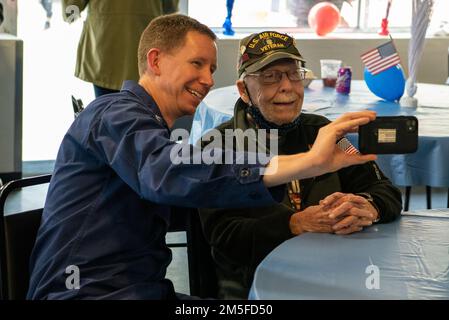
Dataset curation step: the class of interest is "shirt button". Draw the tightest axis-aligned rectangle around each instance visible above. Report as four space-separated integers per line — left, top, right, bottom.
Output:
240 168 251 177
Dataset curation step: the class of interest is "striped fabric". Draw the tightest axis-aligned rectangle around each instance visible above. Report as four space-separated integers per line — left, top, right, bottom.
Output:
360 41 401 75
337 137 359 155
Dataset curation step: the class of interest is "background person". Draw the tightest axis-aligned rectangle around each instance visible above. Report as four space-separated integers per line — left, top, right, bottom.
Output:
40 0 52 29
62 0 179 97
0 2 4 27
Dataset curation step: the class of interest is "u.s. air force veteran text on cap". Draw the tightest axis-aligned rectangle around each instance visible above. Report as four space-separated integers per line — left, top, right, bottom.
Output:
238 31 305 77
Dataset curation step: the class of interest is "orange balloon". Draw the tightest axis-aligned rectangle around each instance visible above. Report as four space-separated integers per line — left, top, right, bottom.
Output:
308 2 341 36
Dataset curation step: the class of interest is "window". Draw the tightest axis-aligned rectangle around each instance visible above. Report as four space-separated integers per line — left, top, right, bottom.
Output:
17 1 93 161
361 0 411 30
188 0 358 29
187 0 449 34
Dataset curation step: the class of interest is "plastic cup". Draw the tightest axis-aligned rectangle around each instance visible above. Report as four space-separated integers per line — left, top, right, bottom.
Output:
320 59 342 87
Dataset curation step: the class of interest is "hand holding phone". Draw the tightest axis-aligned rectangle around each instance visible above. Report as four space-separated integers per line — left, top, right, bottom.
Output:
358 116 418 154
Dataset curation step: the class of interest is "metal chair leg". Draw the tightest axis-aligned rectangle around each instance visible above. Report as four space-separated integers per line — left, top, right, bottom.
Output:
404 186 411 211
426 186 432 209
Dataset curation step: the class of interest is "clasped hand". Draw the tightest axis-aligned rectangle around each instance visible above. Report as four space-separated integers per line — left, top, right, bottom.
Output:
289 192 379 236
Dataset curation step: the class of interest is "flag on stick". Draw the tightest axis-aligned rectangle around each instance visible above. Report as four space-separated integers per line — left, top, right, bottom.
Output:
361 41 401 75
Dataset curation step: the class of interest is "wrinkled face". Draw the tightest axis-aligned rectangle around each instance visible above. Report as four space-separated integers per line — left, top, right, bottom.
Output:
241 60 304 125
158 31 217 117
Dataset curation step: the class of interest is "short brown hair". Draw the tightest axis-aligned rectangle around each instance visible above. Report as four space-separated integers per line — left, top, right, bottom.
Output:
137 14 217 76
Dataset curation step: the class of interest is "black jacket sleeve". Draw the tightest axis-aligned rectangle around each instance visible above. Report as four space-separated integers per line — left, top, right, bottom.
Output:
199 198 294 274
302 114 402 223
338 161 402 223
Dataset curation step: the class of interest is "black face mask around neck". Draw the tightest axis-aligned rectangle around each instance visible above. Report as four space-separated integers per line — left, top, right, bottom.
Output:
245 104 301 136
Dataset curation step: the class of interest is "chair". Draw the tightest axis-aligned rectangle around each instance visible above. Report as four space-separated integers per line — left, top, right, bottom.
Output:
169 206 218 299
404 186 434 211
0 174 51 300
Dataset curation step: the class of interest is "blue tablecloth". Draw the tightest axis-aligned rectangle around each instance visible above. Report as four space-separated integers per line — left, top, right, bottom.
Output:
191 81 449 187
248 209 449 300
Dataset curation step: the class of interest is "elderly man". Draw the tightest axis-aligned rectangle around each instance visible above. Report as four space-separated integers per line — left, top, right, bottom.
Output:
27 16 376 300
199 31 402 300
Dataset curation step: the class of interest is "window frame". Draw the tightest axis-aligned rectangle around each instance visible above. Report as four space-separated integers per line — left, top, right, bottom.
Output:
181 0 429 36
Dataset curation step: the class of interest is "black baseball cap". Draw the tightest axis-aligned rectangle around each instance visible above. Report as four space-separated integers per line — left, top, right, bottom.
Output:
237 31 306 77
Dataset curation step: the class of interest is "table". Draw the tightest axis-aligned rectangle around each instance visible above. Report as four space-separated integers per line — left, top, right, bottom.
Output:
248 209 449 300
190 81 449 187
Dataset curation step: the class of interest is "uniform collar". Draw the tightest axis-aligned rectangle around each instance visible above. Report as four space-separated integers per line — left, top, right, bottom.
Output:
121 80 168 128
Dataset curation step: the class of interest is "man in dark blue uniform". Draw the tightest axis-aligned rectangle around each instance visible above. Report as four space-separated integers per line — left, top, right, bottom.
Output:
27 14 377 299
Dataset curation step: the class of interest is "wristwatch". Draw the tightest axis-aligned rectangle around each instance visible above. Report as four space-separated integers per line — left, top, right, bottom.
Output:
356 192 380 223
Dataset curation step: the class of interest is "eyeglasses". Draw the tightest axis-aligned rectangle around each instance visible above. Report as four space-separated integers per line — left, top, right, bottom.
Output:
246 69 306 84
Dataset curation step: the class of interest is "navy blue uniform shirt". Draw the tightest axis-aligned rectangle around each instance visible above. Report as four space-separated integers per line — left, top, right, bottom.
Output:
27 81 282 299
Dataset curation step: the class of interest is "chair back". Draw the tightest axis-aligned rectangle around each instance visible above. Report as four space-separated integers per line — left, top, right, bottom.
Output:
0 174 51 300
169 207 218 298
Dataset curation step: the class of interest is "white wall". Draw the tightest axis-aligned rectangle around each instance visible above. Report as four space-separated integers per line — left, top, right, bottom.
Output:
214 35 449 88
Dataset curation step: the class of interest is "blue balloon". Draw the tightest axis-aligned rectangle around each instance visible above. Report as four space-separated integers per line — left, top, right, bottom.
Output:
364 65 405 102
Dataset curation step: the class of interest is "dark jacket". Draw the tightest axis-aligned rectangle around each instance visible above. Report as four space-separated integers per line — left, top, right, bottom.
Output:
62 0 179 90
199 98 402 299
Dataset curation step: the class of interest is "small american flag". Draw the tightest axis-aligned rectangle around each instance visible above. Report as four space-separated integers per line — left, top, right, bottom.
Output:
360 41 401 75
337 137 359 155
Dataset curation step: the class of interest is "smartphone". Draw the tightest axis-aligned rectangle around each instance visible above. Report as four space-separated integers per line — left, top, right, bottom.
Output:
358 116 418 154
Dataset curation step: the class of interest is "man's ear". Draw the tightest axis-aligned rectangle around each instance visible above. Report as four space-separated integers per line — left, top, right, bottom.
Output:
146 48 162 76
236 80 250 104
